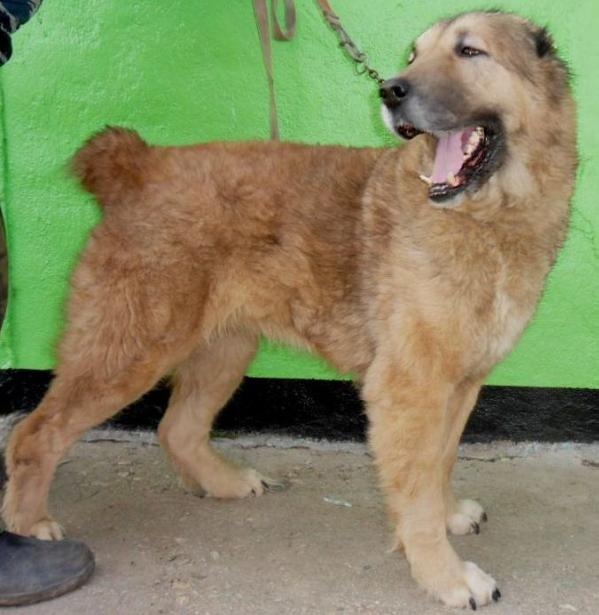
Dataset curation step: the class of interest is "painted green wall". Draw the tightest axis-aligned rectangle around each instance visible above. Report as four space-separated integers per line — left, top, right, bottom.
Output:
0 1 597 387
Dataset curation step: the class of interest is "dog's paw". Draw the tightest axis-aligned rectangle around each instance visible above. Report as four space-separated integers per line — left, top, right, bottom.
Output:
191 466 287 499
2 505 64 540
207 468 286 498
436 562 500 609
29 518 64 541
447 499 487 536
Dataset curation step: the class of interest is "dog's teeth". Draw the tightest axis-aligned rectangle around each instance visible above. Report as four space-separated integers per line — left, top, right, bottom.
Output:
464 132 480 157
447 173 459 187
419 173 432 185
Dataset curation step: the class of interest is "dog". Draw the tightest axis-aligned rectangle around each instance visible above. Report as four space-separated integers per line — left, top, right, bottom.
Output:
2 10 576 609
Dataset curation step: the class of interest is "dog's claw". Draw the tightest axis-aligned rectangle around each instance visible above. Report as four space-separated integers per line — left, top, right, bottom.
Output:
472 522 480 535
481 512 488 523
261 479 288 492
492 588 501 602
469 597 477 610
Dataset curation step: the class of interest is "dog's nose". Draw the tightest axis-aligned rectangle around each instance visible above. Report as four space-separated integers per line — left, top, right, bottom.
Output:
379 78 410 107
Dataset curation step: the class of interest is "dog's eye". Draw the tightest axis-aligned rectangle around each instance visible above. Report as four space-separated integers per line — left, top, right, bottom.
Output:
459 46 485 57
407 50 416 64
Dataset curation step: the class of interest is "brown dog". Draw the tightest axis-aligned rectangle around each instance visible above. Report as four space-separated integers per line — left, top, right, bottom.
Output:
2 11 576 609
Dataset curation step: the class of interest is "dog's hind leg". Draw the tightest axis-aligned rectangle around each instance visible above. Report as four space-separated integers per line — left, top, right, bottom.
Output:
442 379 487 536
2 265 201 539
158 333 285 498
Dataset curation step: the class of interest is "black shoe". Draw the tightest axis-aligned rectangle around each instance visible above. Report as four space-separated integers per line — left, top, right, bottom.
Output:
0 531 95 606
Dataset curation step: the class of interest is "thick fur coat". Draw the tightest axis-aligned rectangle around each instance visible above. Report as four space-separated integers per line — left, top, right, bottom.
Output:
3 11 577 610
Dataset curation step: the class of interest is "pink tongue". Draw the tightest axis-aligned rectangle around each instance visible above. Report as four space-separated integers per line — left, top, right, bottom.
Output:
431 130 470 184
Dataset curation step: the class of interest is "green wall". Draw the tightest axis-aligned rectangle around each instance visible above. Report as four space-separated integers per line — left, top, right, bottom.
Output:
0 1 598 387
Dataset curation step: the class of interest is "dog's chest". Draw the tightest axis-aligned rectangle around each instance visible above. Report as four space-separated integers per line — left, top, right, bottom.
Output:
486 285 532 364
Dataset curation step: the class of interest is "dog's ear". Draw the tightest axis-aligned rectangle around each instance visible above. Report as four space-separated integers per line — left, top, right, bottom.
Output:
533 27 554 58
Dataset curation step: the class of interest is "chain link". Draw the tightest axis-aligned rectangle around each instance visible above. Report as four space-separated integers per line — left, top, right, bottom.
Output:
320 9 385 85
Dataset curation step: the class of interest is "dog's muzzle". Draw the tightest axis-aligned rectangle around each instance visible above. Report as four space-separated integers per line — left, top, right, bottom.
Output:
379 78 411 109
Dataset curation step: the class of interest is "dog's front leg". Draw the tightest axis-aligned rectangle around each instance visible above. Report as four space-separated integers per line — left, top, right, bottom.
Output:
363 363 500 609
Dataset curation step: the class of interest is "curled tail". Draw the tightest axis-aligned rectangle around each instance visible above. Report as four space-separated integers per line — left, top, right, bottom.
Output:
72 126 149 208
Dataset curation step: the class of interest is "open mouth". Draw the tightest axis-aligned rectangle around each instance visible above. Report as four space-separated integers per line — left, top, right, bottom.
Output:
397 122 503 203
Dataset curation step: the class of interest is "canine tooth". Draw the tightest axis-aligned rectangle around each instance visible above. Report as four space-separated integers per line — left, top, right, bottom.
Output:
447 173 459 187
419 173 432 185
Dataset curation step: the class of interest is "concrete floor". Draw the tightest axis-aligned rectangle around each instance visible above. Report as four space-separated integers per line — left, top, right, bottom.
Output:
0 421 598 614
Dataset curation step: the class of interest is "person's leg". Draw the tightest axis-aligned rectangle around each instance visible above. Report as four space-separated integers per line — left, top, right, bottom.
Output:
0 453 5 489
0 2 92 603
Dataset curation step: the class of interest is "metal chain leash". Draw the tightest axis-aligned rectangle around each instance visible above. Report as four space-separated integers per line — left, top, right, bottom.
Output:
315 0 385 85
253 0 385 139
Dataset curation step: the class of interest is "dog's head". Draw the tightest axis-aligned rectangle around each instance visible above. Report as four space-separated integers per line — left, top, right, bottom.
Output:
380 12 571 206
